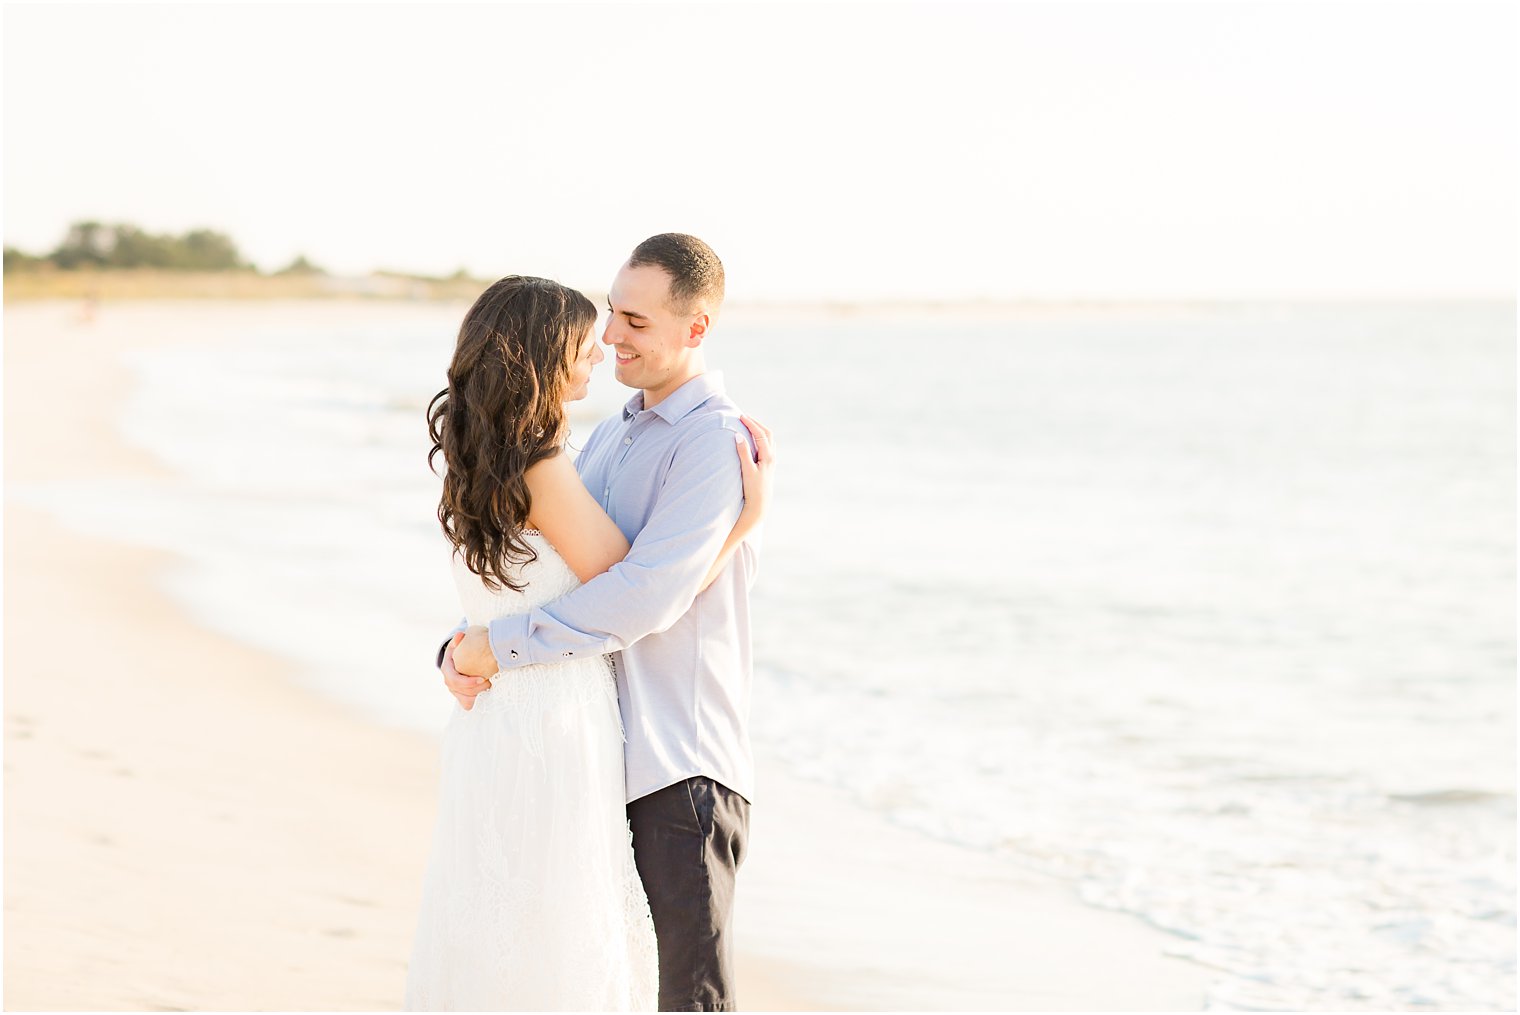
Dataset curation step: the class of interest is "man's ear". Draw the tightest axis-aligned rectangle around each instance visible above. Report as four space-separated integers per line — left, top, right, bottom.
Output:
686 312 710 347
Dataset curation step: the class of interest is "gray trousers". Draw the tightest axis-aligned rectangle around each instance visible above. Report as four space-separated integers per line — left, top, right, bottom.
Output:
627 777 751 1012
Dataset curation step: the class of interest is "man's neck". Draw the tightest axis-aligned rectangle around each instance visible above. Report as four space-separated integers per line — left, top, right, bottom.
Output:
640 362 706 411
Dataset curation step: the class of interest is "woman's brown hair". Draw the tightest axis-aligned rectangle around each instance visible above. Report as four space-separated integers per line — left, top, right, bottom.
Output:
426 275 597 591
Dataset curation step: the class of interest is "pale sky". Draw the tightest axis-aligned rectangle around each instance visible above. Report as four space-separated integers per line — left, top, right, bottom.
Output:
3 1 1515 300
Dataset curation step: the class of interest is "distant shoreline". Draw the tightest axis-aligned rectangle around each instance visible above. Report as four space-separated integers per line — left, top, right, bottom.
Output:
1 268 487 303
3 268 1507 311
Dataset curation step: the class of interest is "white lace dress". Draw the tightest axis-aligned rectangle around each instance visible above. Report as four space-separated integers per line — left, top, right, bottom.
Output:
404 533 658 1011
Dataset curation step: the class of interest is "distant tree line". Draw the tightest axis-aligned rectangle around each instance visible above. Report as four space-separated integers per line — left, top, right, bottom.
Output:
3 220 322 275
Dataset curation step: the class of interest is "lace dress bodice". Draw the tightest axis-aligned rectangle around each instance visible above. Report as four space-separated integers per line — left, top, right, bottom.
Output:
452 531 581 626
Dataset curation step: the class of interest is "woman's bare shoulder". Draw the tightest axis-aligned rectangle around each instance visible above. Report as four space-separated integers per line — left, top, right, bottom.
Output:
524 447 577 490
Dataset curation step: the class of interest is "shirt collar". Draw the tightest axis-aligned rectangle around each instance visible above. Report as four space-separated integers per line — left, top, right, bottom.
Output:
621 371 726 424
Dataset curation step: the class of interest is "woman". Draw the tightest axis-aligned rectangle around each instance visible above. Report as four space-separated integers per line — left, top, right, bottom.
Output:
404 276 771 1011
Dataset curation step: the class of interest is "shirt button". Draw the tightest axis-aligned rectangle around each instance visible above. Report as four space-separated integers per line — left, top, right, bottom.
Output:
604 488 610 496
624 436 633 445
509 650 518 659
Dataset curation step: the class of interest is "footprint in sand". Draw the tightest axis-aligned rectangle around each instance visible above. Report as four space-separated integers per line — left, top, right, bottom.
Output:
335 894 379 908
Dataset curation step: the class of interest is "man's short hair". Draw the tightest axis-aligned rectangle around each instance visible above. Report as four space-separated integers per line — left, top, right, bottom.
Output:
627 233 725 315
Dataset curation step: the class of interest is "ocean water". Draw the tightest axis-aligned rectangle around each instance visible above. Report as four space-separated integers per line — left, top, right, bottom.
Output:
14 299 1513 1010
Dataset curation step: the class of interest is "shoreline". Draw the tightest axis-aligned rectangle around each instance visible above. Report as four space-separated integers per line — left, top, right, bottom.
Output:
4 299 1213 1010
738 753 1212 1010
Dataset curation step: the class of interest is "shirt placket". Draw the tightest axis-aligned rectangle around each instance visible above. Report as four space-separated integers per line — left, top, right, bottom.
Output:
602 412 649 512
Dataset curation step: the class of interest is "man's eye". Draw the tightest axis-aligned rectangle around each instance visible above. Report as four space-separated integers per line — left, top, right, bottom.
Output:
629 323 646 329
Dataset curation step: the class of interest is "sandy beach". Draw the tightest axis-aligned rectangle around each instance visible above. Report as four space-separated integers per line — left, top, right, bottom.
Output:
4 300 1213 1010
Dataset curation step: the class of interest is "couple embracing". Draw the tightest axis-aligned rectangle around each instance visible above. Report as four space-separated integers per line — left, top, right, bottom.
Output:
404 234 775 1012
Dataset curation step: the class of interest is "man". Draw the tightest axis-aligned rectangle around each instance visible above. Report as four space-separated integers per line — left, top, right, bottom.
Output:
441 233 762 1012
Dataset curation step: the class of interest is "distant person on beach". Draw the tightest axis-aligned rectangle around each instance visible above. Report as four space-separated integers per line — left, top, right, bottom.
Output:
406 234 773 1011
77 282 99 323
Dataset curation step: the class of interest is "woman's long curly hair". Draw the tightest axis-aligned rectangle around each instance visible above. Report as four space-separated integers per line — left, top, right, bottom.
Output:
426 275 597 591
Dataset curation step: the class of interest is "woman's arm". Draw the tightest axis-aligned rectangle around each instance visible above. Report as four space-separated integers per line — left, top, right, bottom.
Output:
524 450 630 583
698 415 775 592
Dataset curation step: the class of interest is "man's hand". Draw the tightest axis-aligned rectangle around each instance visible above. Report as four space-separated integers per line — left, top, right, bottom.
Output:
441 631 490 710
454 626 500 679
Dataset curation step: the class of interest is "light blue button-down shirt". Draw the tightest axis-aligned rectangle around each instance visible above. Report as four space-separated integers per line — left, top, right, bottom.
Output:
484 371 758 804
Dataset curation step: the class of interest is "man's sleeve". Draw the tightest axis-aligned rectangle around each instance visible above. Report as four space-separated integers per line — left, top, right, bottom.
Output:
435 616 468 670
486 424 745 669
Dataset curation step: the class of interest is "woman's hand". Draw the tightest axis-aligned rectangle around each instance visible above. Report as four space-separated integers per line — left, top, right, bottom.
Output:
441 631 489 710
735 414 775 532
696 415 776 594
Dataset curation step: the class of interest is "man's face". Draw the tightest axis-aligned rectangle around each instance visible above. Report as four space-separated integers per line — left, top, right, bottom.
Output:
602 262 701 402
